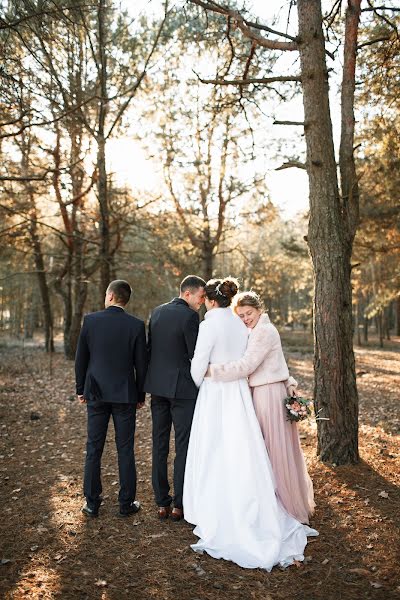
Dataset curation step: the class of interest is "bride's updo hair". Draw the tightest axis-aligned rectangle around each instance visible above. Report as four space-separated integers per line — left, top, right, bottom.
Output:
234 291 264 312
205 277 239 308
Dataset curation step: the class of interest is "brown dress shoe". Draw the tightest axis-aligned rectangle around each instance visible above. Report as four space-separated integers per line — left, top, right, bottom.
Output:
158 506 171 520
170 507 184 522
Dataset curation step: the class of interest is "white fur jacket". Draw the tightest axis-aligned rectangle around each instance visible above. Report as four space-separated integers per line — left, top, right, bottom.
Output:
210 313 297 391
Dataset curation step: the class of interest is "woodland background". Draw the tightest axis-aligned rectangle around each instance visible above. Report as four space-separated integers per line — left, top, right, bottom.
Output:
0 1 399 599
0 0 398 356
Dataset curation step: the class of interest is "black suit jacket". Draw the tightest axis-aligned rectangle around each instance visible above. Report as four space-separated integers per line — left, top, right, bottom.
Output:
144 298 199 400
75 306 148 404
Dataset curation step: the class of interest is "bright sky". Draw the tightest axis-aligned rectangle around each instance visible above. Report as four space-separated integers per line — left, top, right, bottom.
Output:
110 0 317 218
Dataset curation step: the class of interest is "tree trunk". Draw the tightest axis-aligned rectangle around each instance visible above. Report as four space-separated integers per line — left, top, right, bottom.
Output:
67 127 89 359
97 0 111 301
363 314 368 343
202 245 214 281
384 306 391 341
20 123 54 352
297 0 359 464
54 253 73 357
24 287 37 339
339 0 361 232
97 135 110 299
28 203 54 352
65 277 88 360
0 286 4 329
377 312 384 348
10 282 22 338
65 234 88 359
355 300 361 346
396 297 400 337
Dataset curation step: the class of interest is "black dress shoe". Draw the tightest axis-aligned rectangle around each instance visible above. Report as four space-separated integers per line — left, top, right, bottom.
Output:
119 500 141 517
82 504 99 518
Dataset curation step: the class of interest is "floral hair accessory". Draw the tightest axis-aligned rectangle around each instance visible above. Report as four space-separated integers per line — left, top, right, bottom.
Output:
215 283 225 296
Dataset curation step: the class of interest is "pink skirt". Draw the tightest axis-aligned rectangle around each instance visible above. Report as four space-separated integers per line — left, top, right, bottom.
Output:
252 382 315 524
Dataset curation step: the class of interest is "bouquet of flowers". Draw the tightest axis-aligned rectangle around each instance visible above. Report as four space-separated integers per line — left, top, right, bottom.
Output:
284 395 312 423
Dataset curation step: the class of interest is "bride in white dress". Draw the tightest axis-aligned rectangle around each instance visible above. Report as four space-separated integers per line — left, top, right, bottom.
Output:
183 278 317 571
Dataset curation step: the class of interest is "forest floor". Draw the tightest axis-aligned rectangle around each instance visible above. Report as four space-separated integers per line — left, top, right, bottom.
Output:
0 332 399 600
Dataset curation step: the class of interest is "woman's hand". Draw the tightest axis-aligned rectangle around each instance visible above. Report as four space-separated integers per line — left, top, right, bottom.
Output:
287 384 297 397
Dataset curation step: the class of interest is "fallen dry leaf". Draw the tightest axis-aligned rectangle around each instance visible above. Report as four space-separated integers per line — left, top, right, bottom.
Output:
348 568 371 576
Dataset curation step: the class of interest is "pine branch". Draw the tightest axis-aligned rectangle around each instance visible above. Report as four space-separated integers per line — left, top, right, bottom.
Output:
275 160 307 171
196 75 301 85
188 0 298 51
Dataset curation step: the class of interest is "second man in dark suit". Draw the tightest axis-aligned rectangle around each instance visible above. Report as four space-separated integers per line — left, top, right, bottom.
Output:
145 275 206 521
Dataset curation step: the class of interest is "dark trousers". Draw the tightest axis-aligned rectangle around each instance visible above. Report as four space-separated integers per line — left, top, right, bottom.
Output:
84 402 137 510
151 395 196 509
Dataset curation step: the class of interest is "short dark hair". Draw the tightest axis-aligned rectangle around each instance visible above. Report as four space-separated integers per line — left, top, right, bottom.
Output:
107 280 131 305
180 275 206 294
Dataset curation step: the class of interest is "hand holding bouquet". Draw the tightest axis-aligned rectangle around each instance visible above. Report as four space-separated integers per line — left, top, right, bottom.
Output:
284 395 312 423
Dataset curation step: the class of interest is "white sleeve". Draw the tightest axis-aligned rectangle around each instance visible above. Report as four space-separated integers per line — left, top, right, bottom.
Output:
190 322 215 388
210 325 273 382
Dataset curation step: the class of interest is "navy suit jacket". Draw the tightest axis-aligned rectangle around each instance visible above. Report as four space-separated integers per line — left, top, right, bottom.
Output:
144 298 199 400
75 306 148 404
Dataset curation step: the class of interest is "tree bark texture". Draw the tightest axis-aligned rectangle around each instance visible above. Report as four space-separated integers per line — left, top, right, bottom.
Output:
67 132 89 360
297 0 359 464
377 313 384 348
396 297 400 337
29 212 54 353
97 0 111 300
355 301 361 346
21 132 54 352
339 0 361 236
202 245 214 281
363 315 368 343
384 307 390 341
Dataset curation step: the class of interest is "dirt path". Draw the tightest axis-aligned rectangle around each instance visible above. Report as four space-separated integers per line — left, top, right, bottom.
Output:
0 341 399 600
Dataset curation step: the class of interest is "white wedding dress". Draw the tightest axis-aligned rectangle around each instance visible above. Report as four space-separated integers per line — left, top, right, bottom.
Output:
183 307 317 570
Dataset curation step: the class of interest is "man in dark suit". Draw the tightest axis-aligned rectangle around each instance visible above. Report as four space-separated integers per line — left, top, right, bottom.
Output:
75 280 147 518
145 275 206 521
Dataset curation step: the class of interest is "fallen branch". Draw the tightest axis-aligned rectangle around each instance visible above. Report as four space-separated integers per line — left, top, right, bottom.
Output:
197 75 301 85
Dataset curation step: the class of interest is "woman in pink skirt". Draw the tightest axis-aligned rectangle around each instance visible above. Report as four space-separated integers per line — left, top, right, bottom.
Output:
209 291 314 524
